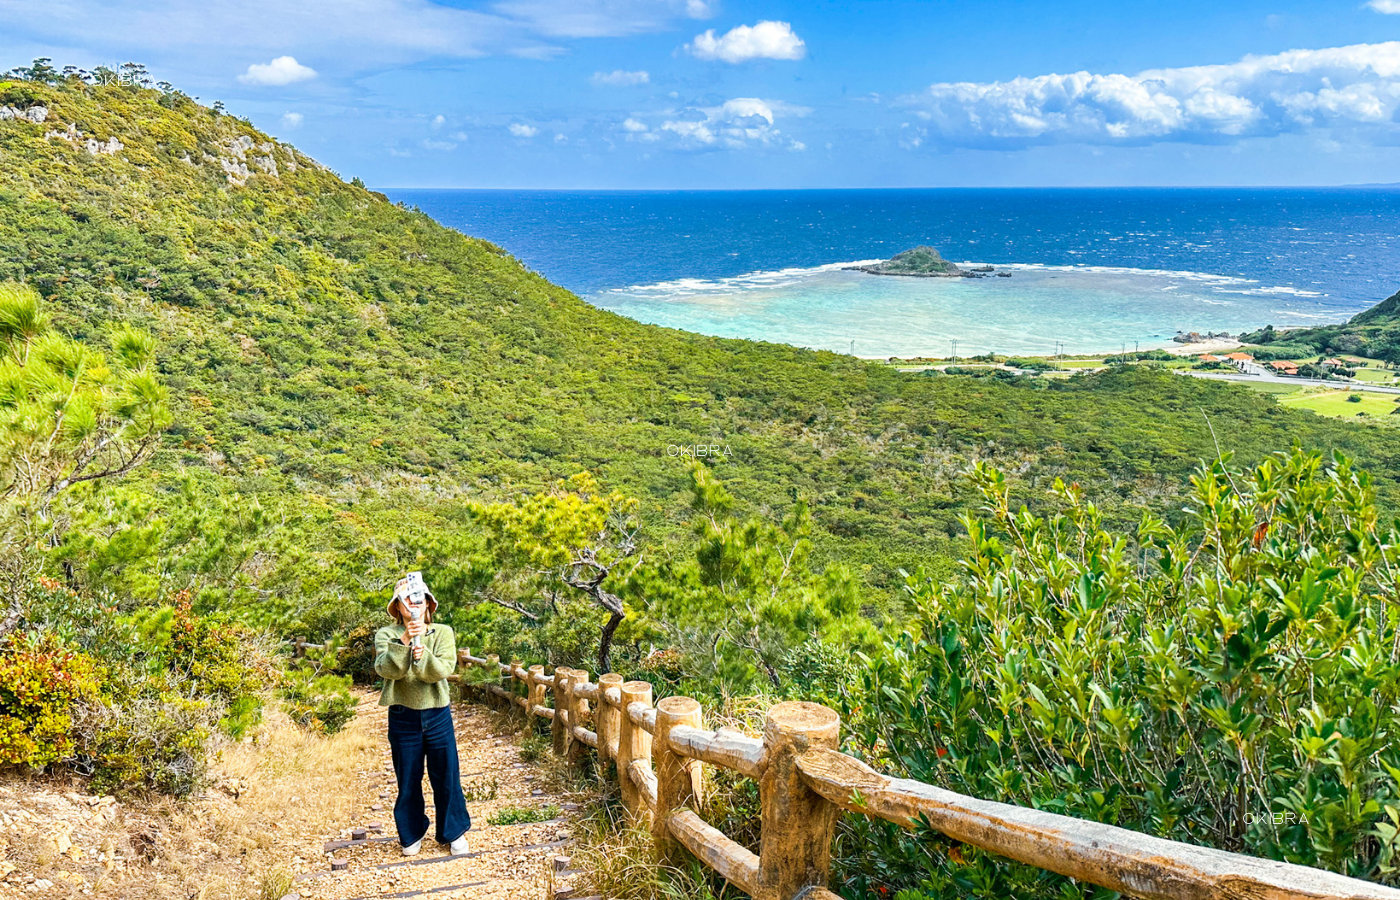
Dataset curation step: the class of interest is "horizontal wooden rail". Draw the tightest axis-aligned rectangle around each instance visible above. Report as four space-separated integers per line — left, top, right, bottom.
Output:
796 749 1397 900
669 808 761 895
628 759 658 809
446 646 1400 900
668 723 766 780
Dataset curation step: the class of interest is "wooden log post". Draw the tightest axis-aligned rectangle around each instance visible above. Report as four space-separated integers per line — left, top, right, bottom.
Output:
527 665 547 724
617 680 653 821
652 695 704 865
757 701 842 900
568 670 592 767
552 668 573 757
507 659 523 716
485 655 501 709
597 673 623 766
294 636 306 659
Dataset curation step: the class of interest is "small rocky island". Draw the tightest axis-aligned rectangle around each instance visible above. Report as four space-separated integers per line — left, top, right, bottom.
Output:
846 246 1009 278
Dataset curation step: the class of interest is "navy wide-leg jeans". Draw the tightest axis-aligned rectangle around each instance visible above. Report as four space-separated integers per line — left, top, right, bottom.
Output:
387 704 471 847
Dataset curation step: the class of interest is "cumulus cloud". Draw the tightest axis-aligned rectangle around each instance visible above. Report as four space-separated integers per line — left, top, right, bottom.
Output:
688 21 805 63
431 114 445 128
660 97 810 148
238 55 317 86
280 111 303 128
509 123 539 137
622 118 648 132
1369 0 1400 12
900 41 1400 148
422 138 457 150
593 69 650 86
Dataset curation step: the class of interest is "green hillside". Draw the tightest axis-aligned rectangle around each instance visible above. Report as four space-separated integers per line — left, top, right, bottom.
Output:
3 74 1398 630
1240 288 1400 360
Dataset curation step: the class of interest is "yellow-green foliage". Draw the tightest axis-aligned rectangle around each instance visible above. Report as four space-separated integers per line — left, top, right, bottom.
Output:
0 631 101 767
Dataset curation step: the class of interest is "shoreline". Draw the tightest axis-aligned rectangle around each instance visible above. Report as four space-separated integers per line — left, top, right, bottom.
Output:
856 336 1243 362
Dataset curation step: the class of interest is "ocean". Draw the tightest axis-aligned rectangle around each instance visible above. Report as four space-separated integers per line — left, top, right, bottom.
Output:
384 188 1400 357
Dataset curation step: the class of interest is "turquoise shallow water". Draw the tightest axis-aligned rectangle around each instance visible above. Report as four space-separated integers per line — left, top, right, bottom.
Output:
387 188 1400 356
593 261 1338 357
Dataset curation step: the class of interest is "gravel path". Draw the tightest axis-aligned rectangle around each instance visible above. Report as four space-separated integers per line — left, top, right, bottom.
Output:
290 702 588 900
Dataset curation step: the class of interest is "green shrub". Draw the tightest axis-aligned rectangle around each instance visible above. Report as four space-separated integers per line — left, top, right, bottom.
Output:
82 676 216 798
1348 393 1364 403
842 448 1400 897
280 641 357 734
336 620 380 685
0 632 101 768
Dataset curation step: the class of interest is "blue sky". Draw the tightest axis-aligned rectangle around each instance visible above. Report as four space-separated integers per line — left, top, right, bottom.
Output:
5 0 1400 188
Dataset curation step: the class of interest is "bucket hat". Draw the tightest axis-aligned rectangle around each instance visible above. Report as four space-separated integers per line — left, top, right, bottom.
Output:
388 570 438 619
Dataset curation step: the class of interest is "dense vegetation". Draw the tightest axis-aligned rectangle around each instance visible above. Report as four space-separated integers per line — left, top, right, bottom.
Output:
1241 290 1400 362
840 449 1400 896
7 61 1400 895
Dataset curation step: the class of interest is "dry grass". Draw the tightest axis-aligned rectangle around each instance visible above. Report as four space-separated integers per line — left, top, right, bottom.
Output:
571 794 734 900
86 700 381 900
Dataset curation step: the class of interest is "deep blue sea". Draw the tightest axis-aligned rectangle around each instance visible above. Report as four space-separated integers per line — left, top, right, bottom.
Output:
385 188 1400 357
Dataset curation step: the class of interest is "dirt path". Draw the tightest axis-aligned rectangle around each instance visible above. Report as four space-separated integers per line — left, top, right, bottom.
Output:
285 701 588 900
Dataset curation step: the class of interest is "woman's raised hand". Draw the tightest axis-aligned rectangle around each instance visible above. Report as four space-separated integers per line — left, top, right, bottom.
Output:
401 618 427 645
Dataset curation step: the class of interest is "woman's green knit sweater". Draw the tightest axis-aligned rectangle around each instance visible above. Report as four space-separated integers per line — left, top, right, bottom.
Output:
374 623 457 709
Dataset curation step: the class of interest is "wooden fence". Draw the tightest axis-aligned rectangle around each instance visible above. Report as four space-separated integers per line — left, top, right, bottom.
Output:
451 647 1400 900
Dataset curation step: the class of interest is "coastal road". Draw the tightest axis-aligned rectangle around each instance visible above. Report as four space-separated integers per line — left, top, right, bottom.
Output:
1178 365 1400 395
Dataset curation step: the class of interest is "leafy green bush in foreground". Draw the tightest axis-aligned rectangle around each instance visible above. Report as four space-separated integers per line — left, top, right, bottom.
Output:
841 448 1400 897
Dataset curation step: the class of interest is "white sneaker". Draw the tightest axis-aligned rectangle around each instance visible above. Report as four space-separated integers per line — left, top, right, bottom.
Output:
402 839 422 856
449 834 470 856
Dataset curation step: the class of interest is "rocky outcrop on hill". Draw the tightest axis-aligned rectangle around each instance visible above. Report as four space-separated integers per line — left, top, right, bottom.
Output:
0 105 48 123
44 122 123 156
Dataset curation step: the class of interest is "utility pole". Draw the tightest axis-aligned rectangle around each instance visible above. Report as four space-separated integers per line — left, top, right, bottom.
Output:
950 339 958 365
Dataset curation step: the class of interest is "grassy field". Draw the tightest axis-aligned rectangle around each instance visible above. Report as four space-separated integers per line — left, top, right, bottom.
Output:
1238 381 1307 395
1279 389 1400 420
1351 366 1398 384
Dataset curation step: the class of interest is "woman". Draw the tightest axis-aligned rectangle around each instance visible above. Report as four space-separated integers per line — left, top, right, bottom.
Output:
374 571 471 856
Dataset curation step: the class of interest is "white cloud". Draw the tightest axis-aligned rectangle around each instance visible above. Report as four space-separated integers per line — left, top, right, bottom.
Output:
554 132 568 142
509 123 539 137
451 130 470 141
492 0 713 38
1369 0 1400 12
431 114 445 128
592 69 650 87
0 0 701 77
660 97 810 148
422 138 457 150
280 111 303 128
622 118 648 132
688 20 805 63
900 41 1400 148
238 55 317 86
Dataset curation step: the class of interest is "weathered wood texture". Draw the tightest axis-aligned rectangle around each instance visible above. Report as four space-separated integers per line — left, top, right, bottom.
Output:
669 808 761 895
617 680 654 821
795 748 1400 900
653 696 704 865
667 723 766 780
452 649 1400 900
